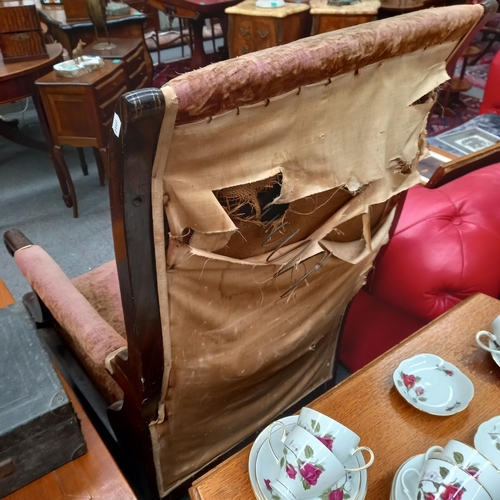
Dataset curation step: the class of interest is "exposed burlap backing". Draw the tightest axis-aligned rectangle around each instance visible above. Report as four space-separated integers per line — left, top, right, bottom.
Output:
147 6 483 496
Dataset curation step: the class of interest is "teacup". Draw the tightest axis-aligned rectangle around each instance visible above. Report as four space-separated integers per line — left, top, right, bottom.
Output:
438 440 500 500
476 315 500 354
297 408 374 470
267 424 347 499
402 457 492 500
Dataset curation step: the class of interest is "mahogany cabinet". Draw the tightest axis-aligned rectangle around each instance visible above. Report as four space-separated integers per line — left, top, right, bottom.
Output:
225 0 310 57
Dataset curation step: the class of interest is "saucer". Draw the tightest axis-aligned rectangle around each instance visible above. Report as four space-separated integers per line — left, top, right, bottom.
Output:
393 353 474 416
474 416 500 470
248 415 368 500
390 454 425 500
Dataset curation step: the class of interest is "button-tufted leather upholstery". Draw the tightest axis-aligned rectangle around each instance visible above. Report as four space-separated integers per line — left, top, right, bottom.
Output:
340 162 500 372
480 46 500 115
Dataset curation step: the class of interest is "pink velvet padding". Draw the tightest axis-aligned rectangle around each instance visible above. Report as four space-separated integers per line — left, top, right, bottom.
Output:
14 246 126 402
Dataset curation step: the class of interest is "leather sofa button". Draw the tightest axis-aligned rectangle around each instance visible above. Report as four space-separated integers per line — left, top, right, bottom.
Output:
451 216 462 226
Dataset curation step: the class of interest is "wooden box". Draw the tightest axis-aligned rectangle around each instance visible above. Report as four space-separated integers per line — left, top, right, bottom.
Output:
63 0 91 22
0 0 48 63
0 303 87 497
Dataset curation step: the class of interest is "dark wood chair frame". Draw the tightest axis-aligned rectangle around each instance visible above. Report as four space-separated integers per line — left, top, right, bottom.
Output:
3 2 497 497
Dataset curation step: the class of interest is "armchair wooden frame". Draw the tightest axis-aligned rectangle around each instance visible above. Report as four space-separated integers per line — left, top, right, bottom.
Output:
426 142 500 188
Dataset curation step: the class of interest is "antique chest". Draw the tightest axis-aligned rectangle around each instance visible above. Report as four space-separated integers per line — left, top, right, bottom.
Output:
0 302 86 497
0 0 48 63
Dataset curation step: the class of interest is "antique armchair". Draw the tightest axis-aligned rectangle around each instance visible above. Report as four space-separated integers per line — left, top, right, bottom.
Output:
3 3 494 498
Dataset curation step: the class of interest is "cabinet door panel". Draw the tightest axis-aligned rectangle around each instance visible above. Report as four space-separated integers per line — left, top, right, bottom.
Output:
252 18 276 51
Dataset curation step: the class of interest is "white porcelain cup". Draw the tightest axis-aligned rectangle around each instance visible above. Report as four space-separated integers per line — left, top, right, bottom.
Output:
401 457 492 500
297 407 374 470
476 315 500 354
267 423 347 499
438 440 500 500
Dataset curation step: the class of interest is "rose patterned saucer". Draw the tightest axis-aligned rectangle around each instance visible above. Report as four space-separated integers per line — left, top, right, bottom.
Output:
393 353 474 416
474 416 500 470
390 454 425 500
248 416 368 500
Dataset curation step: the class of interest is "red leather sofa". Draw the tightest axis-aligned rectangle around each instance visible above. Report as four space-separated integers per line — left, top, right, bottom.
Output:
480 48 500 115
339 159 500 372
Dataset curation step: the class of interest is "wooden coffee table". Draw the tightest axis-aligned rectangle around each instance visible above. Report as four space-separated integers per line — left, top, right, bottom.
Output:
189 293 500 499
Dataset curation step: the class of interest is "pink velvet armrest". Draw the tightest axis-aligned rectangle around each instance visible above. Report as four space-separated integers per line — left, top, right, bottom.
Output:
14 245 125 403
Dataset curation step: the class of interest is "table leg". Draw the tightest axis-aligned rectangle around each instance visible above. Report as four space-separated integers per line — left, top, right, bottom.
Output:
92 147 107 187
32 91 77 215
218 15 229 60
53 145 78 218
77 148 88 176
189 17 208 69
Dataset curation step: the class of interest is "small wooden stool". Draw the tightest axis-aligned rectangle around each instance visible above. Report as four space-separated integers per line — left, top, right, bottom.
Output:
225 0 310 57
36 60 127 217
310 0 380 34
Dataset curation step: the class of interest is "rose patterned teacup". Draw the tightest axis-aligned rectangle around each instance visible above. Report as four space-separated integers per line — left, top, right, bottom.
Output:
476 315 500 354
297 408 374 470
401 458 492 500
437 440 500 500
267 424 347 499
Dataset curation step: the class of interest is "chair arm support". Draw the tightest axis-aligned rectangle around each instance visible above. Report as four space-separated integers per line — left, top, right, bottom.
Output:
4 229 33 256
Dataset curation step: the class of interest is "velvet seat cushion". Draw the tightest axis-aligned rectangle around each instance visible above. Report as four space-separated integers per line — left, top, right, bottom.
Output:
71 261 126 340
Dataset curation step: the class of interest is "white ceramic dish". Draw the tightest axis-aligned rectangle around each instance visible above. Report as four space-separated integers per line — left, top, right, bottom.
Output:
474 416 500 470
393 353 474 416
248 415 367 500
488 339 500 368
390 454 425 500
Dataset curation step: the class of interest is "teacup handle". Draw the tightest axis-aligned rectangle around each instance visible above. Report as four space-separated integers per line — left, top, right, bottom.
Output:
476 330 500 353
267 421 288 462
401 468 420 500
399 446 442 500
345 446 374 472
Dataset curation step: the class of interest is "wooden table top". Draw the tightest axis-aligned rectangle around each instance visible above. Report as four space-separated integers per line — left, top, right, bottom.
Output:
0 280 137 500
189 293 500 500
0 43 62 83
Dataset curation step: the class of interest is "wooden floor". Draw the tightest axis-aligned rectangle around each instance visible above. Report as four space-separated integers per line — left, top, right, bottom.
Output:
0 278 15 308
0 279 137 500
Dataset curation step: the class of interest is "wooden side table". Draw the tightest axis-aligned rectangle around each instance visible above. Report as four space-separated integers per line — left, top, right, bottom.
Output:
310 0 379 34
225 0 310 57
83 37 153 90
36 60 128 218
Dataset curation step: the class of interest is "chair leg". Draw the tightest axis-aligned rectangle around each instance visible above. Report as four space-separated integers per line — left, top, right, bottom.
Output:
93 147 107 186
77 147 88 176
53 145 78 218
211 18 216 54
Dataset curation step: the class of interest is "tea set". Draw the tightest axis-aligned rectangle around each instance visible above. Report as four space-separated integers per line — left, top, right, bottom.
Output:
249 317 500 499
249 408 373 499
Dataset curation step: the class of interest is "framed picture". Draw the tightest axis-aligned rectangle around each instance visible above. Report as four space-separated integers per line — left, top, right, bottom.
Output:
436 127 500 156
